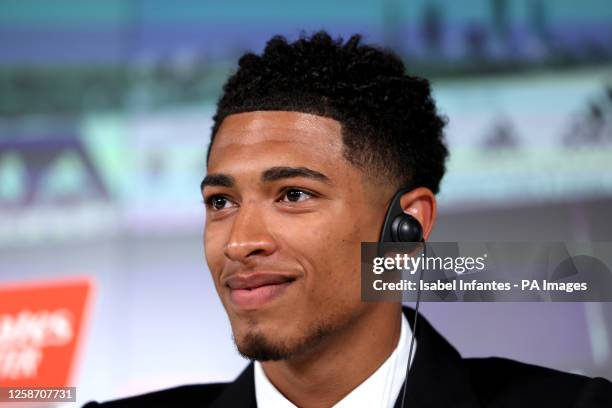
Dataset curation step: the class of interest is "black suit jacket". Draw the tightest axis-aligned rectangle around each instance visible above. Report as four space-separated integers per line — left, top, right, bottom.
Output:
84 307 612 407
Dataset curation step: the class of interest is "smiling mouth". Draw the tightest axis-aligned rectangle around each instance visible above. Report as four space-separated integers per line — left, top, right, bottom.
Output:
226 274 297 310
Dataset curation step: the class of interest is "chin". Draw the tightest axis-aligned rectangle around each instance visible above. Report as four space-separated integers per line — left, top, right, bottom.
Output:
235 330 293 361
233 319 335 362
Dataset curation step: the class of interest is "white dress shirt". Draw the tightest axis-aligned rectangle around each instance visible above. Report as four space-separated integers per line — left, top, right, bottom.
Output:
254 313 414 408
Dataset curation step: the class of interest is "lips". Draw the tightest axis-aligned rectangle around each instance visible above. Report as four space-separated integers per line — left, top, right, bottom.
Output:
224 273 297 310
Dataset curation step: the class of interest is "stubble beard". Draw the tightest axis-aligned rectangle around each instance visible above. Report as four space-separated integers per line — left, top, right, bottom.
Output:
234 321 334 361
233 309 356 361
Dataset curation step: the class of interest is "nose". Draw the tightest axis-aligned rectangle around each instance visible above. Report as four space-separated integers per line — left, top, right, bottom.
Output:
224 203 278 263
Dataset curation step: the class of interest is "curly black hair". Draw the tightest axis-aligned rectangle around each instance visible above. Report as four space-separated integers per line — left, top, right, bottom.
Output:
209 31 448 194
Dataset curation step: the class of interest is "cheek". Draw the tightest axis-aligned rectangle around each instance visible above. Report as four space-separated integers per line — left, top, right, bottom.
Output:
204 223 225 277
283 213 364 300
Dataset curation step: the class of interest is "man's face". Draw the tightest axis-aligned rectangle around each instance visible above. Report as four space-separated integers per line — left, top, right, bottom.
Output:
203 111 388 360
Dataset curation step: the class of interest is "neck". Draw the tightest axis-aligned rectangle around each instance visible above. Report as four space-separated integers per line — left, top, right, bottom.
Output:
261 303 403 407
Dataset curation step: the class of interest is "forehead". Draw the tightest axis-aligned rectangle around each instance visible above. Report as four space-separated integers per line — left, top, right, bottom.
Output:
208 111 345 170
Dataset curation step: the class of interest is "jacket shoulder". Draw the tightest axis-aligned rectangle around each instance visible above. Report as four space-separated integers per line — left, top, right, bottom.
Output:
464 357 612 407
82 383 227 408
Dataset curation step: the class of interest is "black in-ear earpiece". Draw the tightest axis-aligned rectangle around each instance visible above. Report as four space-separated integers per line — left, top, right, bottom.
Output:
391 213 423 242
379 188 424 243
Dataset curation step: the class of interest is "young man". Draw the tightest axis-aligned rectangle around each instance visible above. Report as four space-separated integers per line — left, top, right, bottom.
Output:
85 32 612 407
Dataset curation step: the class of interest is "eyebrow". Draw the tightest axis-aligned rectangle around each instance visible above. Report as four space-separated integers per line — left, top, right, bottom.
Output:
201 174 235 191
200 166 332 191
262 167 332 184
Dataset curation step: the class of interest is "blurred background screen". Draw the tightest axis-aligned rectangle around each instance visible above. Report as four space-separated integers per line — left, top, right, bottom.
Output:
0 0 611 405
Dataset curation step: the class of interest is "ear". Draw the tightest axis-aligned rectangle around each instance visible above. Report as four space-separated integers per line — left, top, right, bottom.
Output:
399 187 437 240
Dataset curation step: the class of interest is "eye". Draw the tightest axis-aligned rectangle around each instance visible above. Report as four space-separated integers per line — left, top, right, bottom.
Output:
205 195 234 211
280 188 313 203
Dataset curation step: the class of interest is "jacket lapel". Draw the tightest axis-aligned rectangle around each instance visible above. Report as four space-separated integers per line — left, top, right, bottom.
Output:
209 362 256 408
396 307 481 408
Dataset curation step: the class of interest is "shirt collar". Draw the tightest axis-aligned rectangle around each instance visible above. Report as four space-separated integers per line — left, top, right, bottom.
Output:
254 313 414 408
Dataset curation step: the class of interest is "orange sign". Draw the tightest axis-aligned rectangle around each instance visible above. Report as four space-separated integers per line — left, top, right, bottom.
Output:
0 278 93 388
